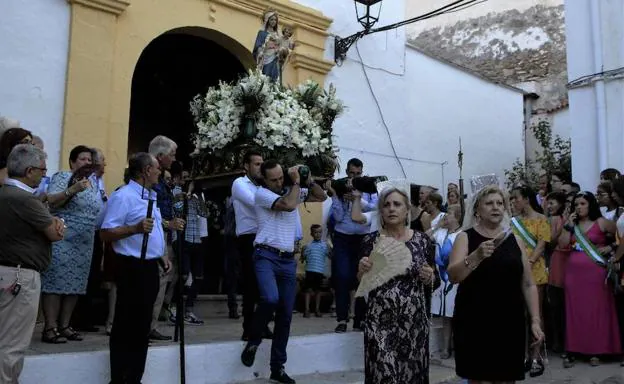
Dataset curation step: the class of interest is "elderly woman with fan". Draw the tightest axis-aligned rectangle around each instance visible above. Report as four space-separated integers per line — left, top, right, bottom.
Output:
357 184 435 384
448 185 544 383
40 145 103 343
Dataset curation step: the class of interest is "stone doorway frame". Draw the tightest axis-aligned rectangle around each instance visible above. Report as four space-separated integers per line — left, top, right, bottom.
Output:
62 0 333 189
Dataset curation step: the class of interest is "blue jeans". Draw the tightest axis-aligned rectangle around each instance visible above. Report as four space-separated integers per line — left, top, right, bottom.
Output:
249 247 297 371
332 232 366 323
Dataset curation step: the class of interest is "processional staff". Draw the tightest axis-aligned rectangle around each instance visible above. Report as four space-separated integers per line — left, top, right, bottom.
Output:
458 137 466 225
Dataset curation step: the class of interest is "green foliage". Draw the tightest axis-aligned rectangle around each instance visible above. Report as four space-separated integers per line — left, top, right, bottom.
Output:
504 120 571 189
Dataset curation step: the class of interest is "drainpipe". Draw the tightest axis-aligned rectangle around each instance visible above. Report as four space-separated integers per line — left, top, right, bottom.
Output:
590 0 608 171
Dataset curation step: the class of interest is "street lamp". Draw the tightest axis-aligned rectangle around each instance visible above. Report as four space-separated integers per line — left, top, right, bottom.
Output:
335 0 383 64
355 0 383 30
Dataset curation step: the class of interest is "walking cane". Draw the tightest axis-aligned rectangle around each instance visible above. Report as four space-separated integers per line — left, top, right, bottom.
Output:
173 193 187 384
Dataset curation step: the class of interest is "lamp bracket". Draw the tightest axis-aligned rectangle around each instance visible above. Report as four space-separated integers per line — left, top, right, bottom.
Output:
334 31 367 65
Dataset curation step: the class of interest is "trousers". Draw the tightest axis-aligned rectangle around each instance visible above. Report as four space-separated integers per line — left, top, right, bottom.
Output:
109 255 160 384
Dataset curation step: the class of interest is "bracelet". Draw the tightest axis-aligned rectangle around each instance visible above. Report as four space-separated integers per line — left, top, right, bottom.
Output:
464 255 476 270
64 189 71 197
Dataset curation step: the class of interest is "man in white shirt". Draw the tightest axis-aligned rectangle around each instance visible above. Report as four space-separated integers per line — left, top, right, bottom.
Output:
231 150 270 339
240 160 326 384
100 153 171 384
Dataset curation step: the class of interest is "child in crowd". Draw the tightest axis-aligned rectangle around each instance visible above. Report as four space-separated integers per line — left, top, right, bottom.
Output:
301 224 331 317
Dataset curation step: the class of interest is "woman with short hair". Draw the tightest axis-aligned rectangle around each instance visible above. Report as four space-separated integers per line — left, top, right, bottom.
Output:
449 185 544 383
40 145 103 343
358 186 434 383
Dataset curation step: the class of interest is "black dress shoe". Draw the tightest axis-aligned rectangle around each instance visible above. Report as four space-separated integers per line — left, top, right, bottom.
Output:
262 327 274 339
149 329 172 341
270 368 296 384
334 323 347 333
241 344 258 367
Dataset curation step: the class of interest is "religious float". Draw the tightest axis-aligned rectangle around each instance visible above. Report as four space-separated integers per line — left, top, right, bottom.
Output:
189 9 344 184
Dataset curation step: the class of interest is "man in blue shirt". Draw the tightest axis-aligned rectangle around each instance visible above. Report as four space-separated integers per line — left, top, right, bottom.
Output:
101 152 172 384
327 158 377 333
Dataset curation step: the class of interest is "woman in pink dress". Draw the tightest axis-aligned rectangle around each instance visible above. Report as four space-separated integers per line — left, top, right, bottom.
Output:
560 192 620 367
546 191 569 354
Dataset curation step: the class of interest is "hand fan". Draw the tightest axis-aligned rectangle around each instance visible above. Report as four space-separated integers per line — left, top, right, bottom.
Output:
355 235 413 298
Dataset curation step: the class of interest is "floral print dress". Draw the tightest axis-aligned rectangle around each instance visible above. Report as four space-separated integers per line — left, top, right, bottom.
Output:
361 231 432 384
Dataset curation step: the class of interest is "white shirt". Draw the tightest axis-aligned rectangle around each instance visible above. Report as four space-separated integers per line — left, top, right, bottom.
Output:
617 210 624 239
232 175 261 236
254 186 307 253
363 211 380 233
101 180 166 260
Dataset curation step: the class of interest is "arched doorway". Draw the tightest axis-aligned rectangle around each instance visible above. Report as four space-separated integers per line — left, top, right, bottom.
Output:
128 27 249 166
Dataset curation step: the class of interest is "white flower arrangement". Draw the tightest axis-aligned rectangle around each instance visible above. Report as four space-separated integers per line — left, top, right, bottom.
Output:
190 70 343 161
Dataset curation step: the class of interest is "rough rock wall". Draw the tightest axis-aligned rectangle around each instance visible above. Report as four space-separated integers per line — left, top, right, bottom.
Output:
409 5 567 110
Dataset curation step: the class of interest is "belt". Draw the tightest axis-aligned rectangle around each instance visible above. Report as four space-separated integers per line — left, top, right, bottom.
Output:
256 244 294 258
0 260 39 273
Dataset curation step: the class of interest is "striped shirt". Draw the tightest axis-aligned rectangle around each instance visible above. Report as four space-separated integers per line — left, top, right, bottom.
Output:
303 240 329 274
254 186 307 253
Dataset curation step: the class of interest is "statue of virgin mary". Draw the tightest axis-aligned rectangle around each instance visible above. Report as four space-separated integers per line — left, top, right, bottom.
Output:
253 9 284 83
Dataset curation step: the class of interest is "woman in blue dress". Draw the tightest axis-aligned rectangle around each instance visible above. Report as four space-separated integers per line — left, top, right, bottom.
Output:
41 145 103 343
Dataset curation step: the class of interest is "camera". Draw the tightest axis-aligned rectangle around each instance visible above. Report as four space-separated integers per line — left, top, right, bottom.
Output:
331 175 387 197
283 165 311 186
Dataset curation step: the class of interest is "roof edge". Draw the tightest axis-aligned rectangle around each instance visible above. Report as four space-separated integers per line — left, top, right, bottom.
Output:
405 43 529 95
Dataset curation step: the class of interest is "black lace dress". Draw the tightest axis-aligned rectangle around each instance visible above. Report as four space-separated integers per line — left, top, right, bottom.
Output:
361 231 432 384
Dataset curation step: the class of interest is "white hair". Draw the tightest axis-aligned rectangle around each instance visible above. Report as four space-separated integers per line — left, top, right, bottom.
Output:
7 144 47 178
91 147 105 164
148 135 177 157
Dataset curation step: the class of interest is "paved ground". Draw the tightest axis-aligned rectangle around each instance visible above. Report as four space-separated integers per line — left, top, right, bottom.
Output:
432 354 624 384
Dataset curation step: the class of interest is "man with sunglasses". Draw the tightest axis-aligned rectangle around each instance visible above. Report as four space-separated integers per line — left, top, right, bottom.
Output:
0 144 65 383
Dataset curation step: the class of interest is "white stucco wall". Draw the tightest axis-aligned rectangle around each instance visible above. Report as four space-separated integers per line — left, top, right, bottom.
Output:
565 0 624 189
296 0 525 193
0 1 70 174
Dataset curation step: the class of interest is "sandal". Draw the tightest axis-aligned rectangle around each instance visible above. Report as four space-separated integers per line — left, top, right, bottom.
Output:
589 356 600 366
59 326 83 341
529 358 545 377
563 356 575 368
41 328 68 344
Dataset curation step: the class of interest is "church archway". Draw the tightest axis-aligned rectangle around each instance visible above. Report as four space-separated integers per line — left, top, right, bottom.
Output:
128 27 250 166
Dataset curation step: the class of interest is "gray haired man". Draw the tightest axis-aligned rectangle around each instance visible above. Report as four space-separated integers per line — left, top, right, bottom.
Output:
148 135 185 340
0 144 64 383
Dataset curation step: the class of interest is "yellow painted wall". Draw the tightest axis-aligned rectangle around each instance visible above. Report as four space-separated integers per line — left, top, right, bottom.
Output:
63 0 334 192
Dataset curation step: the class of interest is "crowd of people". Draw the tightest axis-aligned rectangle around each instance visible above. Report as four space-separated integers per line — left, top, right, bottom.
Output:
2 116 624 384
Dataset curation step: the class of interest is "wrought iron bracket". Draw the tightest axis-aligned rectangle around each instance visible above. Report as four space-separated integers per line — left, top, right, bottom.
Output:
334 31 367 65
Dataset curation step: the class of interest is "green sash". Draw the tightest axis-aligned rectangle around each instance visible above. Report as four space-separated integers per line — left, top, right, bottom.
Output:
510 217 538 249
573 225 606 268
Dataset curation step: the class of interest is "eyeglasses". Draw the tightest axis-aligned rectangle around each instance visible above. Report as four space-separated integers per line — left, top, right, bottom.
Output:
30 166 47 173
